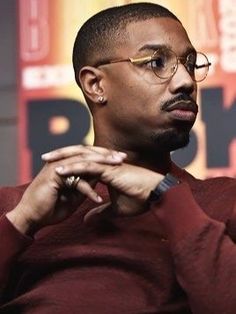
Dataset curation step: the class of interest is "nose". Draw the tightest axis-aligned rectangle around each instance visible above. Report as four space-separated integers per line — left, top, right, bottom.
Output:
168 62 196 95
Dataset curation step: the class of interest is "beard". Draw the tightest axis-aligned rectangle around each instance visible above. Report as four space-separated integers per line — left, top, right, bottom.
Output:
150 124 191 153
150 92 197 152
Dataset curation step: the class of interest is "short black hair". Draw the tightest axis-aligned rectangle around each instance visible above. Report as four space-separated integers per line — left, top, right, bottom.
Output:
72 2 180 86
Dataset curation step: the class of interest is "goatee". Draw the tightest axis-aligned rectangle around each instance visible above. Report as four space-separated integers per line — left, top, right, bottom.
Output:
150 127 190 153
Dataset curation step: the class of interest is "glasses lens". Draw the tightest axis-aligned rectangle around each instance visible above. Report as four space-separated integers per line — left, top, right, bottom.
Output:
192 52 210 82
151 48 177 80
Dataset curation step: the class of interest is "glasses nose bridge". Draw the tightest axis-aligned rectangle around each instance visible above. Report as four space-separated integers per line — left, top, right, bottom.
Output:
176 56 188 69
170 55 195 87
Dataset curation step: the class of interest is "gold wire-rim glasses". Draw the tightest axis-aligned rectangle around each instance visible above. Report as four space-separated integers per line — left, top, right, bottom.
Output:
95 48 211 82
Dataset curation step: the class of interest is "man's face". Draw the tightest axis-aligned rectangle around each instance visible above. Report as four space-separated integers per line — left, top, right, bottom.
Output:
99 18 198 153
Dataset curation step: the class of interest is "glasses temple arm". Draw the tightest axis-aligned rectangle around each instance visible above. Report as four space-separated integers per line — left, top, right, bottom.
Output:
195 62 212 69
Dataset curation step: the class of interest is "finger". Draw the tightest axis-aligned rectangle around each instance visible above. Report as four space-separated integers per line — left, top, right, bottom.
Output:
84 203 115 223
42 145 93 161
85 145 127 158
55 161 108 177
41 145 126 162
55 152 125 166
64 177 103 203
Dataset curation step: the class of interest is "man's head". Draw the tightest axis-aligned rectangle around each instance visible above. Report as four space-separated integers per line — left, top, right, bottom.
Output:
73 2 180 85
73 3 210 155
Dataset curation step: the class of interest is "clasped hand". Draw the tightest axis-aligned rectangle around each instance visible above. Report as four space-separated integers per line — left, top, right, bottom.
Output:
7 145 163 234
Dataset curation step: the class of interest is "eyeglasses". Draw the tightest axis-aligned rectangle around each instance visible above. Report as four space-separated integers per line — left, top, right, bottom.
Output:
95 47 211 83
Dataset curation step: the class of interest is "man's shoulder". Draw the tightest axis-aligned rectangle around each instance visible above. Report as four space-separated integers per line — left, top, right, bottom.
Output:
179 165 235 191
0 184 28 215
187 173 236 221
174 164 236 193
201 175 236 205
192 174 235 194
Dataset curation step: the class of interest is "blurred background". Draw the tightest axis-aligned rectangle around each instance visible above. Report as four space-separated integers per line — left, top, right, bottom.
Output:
0 0 235 186
0 0 17 185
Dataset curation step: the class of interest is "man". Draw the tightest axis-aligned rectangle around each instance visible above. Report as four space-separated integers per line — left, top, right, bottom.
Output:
0 2 236 313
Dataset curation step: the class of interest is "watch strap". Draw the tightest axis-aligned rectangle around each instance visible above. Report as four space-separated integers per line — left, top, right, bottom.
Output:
148 173 180 203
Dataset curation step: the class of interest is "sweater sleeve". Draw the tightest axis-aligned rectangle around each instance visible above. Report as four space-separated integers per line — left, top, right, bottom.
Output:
0 215 33 301
153 182 236 314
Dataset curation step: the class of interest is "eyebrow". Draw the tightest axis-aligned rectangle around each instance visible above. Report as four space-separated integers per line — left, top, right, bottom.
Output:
138 44 196 56
138 44 170 52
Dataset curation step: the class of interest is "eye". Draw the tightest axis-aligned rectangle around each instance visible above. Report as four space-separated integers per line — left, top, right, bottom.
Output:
186 62 195 74
185 54 197 74
149 54 166 69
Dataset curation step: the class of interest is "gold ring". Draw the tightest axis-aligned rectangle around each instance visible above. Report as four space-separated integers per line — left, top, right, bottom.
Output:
65 175 81 189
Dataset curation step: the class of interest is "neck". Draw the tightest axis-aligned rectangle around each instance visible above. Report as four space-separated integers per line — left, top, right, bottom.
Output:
94 136 172 175
94 135 174 219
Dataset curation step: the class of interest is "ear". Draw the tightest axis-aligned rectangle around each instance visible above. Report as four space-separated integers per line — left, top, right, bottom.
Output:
78 66 106 104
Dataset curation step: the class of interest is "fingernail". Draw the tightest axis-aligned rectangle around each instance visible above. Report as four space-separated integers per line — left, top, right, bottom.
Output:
111 153 122 161
118 152 127 158
41 153 50 159
55 166 64 174
97 195 103 203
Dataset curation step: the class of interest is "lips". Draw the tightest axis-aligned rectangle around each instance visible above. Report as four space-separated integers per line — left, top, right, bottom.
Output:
164 101 198 114
164 101 198 122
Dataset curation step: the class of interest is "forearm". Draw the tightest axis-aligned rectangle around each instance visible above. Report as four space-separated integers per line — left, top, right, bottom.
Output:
153 183 236 314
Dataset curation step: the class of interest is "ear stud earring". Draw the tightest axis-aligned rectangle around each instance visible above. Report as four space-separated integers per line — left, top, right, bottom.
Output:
98 96 105 103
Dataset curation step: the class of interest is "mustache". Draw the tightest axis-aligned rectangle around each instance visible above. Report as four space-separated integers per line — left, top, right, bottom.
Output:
161 94 198 113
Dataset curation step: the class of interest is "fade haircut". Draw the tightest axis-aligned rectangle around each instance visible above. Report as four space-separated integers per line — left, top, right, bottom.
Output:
72 2 180 86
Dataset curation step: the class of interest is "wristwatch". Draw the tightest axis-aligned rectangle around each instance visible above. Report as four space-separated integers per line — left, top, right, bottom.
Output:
148 173 180 203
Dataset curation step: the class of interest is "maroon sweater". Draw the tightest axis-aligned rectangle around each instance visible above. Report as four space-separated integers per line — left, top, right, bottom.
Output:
0 166 236 314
